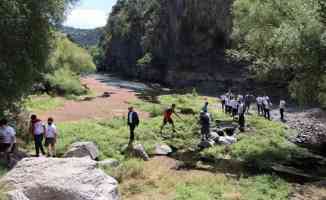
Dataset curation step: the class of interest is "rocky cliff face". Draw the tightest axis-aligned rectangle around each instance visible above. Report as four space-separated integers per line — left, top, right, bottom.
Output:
100 0 250 90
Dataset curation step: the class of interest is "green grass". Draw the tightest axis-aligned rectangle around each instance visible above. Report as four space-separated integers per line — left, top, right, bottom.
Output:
32 93 302 199
24 94 64 113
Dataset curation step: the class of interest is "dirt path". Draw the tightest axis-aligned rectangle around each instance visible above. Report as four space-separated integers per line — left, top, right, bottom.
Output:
39 74 149 122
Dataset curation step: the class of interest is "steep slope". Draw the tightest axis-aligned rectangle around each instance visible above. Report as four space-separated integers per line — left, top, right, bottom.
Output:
100 0 251 90
60 26 103 47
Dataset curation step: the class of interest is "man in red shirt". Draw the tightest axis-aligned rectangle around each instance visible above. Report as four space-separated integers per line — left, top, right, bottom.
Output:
160 104 181 133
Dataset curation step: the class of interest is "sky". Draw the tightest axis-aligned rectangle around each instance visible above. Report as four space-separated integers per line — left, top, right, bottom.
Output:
64 0 117 29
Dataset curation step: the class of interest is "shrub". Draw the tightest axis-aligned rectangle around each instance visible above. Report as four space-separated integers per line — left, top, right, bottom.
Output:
103 159 145 183
45 67 87 96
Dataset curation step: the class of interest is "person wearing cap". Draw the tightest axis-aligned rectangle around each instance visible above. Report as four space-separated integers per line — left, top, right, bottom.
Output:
127 107 139 145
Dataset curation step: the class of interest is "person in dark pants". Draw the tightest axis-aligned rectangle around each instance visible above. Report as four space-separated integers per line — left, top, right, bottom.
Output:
238 101 246 132
30 115 46 157
127 107 139 145
0 119 16 166
199 111 211 141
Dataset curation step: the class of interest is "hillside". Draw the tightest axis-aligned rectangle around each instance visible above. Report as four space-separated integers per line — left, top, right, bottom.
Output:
60 26 103 47
99 0 252 91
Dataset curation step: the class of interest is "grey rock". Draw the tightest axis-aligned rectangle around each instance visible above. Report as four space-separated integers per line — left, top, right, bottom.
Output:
64 141 99 160
132 144 150 161
98 159 120 168
2 157 119 200
209 132 220 143
155 144 173 155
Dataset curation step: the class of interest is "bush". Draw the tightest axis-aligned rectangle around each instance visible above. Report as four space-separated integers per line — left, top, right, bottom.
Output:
45 67 87 96
103 159 145 183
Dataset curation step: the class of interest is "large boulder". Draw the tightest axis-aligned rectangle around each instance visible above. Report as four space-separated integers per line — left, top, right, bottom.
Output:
2 157 119 200
63 141 99 160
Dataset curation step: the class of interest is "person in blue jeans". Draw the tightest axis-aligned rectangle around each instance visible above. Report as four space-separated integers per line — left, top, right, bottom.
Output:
30 115 46 157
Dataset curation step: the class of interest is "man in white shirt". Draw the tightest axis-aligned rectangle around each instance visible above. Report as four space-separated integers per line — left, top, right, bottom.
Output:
45 117 58 157
263 96 272 120
256 96 263 115
230 98 238 119
0 119 16 164
279 100 286 121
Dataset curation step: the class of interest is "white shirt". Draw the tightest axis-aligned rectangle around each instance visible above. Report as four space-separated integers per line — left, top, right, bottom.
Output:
230 100 238 109
33 121 45 135
280 100 286 109
263 99 270 109
238 103 245 114
46 124 57 138
256 97 263 105
0 126 16 144
128 112 134 124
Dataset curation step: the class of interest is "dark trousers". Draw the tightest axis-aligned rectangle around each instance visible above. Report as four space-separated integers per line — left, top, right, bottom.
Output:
201 126 210 141
257 104 262 115
239 114 245 131
264 109 270 120
34 135 45 156
280 108 284 120
245 103 251 113
128 124 136 144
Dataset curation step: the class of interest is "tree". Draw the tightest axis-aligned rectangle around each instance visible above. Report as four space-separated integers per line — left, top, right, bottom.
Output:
0 0 78 113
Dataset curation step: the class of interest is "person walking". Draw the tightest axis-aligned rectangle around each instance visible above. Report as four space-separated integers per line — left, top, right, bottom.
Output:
244 94 252 113
220 94 226 112
45 117 58 157
0 119 16 165
160 104 181 133
30 115 46 157
279 100 286 121
127 107 139 145
199 111 211 141
230 97 238 119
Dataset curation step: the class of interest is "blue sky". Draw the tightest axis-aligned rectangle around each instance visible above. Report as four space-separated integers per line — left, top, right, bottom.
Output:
64 0 117 29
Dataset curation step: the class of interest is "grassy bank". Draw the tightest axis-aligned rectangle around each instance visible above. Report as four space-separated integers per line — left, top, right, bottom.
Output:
46 93 316 199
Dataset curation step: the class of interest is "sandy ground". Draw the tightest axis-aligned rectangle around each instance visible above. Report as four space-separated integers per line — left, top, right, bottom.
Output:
39 74 149 122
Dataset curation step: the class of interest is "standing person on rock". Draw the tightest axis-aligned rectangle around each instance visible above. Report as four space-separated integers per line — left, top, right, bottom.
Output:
127 107 139 145
0 119 16 165
30 115 46 157
45 117 58 157
279 100 286 122
160 104 181 133
199 111 211 141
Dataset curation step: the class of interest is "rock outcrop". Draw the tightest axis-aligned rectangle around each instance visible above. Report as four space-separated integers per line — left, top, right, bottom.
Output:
2 157 119 200
63 141 99 160
100 0 251 90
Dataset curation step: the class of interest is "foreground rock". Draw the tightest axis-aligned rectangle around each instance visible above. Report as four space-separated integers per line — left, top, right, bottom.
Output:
2 157 119 200
63 141 99 160
155 144 173 155
132 144 150 161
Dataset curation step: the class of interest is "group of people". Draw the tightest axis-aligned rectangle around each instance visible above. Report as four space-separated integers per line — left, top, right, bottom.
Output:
29 115 58 157
0 114 58 166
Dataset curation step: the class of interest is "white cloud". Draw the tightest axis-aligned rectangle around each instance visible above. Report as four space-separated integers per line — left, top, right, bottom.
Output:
64 9 108 29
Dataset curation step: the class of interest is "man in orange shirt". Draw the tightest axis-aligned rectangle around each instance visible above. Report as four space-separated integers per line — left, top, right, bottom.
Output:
160 104 181 133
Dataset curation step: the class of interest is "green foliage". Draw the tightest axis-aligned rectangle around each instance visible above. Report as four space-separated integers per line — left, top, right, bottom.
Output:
24 95 64 113
49 35 96 75
0 0 78 113
232 0 326 106
45 67 87 95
